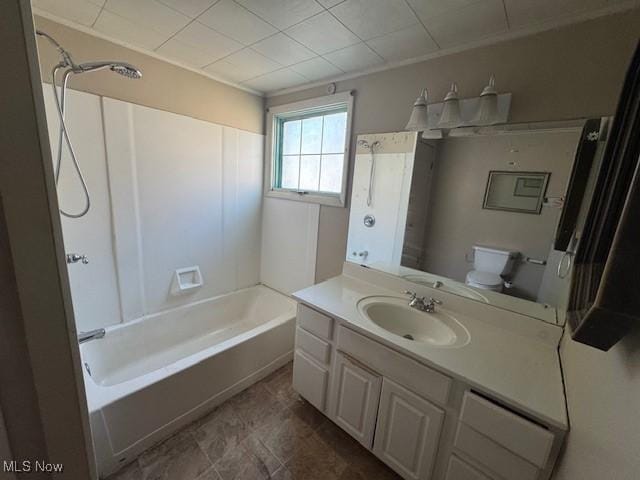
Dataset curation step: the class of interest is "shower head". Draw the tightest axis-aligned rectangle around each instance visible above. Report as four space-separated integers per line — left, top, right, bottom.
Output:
75 61 142 79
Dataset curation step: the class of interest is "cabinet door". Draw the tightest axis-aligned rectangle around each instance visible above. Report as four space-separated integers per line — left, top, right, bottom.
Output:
331 351 382 448
373 378 444 480
293 351 328 411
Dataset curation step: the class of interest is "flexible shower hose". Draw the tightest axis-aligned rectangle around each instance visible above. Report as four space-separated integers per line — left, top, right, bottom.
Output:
50 65 91 218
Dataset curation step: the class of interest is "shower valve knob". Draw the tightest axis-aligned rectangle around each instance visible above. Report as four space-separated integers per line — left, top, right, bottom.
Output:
66 253 89 265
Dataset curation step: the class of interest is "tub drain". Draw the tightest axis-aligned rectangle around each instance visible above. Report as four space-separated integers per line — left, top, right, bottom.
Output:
403 334 414 341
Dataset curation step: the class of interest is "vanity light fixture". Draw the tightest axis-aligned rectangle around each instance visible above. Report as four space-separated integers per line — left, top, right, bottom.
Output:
471 75 500 126
437 83 462 129
405 88 430 131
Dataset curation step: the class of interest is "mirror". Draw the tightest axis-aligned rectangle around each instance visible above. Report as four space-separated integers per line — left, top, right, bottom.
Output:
346 120 609 325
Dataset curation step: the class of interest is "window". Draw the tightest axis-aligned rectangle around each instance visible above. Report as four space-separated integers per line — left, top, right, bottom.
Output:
266 92 353 207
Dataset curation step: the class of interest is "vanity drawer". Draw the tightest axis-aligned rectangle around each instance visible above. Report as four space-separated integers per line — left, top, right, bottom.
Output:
336 325 451 406
445 456 491 480
296 327 331 365
460 392 554 468
293 351 328 412
297 304 333 340
454 423 540 480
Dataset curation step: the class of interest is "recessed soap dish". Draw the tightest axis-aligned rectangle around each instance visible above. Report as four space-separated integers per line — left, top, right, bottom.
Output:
171 266 203 295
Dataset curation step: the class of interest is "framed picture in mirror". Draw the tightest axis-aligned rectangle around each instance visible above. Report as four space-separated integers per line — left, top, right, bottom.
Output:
483 171 550 214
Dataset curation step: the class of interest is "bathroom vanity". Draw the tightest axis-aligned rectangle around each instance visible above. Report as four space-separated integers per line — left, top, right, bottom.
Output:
291 264 567 480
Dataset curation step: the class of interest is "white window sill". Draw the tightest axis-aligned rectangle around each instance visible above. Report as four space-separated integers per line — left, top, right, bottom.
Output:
265 188 345 207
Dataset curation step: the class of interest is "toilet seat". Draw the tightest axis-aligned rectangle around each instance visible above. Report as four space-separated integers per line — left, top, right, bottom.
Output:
465 270 504 291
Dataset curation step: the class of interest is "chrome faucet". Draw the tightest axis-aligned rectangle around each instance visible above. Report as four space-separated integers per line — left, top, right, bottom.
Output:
78 328 105 344
404 291 442 313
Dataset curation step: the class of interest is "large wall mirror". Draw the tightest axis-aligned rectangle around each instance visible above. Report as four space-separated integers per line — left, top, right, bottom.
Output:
346 119 609 325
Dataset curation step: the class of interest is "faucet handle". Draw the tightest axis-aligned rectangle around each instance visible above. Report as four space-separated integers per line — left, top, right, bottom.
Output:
404 290 417 299
429 297 442 305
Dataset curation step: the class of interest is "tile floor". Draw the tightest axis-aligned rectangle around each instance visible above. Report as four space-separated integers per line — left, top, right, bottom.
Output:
106 362 400 480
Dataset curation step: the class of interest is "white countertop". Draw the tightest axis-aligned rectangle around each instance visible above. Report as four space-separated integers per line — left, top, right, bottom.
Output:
293 273 568 430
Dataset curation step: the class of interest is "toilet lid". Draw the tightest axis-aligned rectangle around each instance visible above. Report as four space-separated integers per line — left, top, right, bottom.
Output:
467 270 503 287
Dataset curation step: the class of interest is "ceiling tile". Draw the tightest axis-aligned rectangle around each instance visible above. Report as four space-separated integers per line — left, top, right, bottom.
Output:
251 33 316 66
423 0 508 48
366 24 439 61
204 48 281 81
156 0 218 18
323 42 384 72
316 0 345 7
172 21 243 60
197 0 277 45
103 0 191 36
243 67 308 92
234 0 324 29
33 0 102 26
291 56 343 80
406 0 479 22
330 0 418 40
503 0 607 28
285 11 360 55
156 38 217 67
94 10 168 50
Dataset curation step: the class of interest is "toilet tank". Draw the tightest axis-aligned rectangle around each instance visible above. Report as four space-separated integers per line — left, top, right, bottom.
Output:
472 245 519 275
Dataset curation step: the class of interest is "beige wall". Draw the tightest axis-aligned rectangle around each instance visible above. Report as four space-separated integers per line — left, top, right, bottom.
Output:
34 16 264 134
267 9 640 282
555 331 640 480
419 130 580 301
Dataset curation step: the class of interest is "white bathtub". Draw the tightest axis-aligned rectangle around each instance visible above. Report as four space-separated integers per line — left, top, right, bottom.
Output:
81 285 296 477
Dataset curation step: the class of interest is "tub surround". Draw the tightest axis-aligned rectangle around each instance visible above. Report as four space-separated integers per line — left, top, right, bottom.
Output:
292 263 567 480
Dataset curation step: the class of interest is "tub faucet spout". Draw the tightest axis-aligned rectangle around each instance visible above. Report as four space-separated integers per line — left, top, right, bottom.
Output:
78 328 105 344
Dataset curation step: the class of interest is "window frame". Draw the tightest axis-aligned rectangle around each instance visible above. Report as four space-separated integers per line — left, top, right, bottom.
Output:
265 91 354 207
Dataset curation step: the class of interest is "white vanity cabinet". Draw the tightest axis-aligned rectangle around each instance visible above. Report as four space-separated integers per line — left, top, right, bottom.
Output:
292 303 565 480
331 352 381 448
373 378 444 480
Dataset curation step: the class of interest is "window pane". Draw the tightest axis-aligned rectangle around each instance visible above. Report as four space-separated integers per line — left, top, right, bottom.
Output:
282 120 301 155
319 154 344 193
299 155 320 191
301 116 323 154
322 112 347 154
281 155 299 189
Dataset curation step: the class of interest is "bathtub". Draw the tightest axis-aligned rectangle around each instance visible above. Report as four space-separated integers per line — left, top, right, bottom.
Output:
81 285 296 477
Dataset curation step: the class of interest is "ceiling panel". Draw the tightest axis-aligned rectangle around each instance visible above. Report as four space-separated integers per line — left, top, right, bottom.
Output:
316 0 345 8
286 11 360 55
251 33 316 66
156 0 218 18
406 0 479 22
323 42 384 72
171 21 243 60
104 0 191 36
197 0 278 45
33 0 102 26
94 10 168 50
367 24 438 61
330 0 418 40
504 0 608 28
290 56 343 80
234 0 324 29
423 0 508 48
156 38 217 68
204 47 282 82
243 67 308 90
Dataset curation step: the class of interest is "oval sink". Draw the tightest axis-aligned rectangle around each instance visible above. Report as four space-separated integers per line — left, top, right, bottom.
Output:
357 296 470 348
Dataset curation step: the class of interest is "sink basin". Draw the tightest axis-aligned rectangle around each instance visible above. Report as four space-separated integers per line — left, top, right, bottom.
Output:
357 296 470 348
